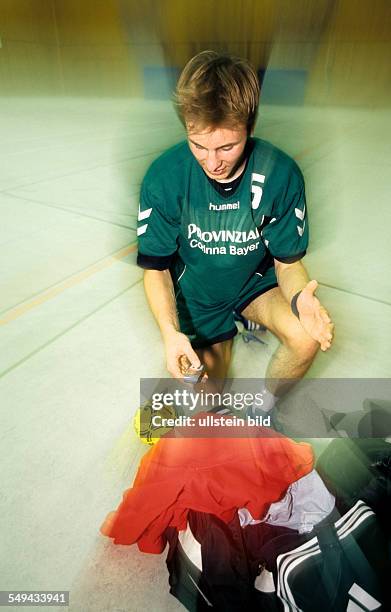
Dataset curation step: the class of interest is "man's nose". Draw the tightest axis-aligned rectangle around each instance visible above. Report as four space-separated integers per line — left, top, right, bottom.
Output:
205 150 221 171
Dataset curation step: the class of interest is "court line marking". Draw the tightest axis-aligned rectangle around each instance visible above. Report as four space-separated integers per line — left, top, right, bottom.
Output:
318 282 391 307
0 241 137 317
0 242 138 326
0 279 142 381
0 149 162 194
2 190 138 231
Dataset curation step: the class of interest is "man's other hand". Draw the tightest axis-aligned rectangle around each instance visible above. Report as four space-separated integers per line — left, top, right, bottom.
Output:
297 280 334 351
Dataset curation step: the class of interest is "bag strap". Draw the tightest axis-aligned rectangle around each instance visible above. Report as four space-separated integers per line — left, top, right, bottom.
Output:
315 502 380 604
315 522 343 607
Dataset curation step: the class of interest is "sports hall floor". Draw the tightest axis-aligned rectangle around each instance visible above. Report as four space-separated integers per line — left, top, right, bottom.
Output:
0 97 390 611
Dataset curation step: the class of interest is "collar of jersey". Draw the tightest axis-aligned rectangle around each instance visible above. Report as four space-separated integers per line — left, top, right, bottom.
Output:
198 139 255 201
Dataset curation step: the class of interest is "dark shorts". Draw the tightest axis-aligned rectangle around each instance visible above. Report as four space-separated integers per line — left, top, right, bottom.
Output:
176 265 278 349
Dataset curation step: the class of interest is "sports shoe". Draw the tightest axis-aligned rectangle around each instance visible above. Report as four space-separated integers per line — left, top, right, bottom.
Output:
234 310 266 332
234 310 267 344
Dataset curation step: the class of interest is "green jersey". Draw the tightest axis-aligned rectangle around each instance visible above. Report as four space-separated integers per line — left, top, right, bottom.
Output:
137 137 308 306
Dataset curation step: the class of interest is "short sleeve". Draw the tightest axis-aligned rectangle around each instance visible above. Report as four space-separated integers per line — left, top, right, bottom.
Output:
136 180 180 271
262 164 308 263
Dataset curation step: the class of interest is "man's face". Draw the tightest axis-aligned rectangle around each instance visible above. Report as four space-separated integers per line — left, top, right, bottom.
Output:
186 123 248 180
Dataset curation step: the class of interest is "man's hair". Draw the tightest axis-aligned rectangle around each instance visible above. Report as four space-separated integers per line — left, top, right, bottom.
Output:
174 50 260 134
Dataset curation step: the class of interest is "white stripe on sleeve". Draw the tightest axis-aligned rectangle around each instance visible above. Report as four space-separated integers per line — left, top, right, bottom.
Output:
138 205 153 221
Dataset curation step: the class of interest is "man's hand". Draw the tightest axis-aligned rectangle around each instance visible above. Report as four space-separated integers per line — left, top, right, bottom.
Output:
163 329 207 380
296 280 334 351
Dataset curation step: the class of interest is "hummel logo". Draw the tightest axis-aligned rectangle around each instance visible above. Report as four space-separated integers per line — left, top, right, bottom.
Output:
295 205 305 221
295 205 306 237
209 201 240 211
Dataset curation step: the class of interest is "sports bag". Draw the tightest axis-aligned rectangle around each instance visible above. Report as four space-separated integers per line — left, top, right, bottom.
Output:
276 500 389 611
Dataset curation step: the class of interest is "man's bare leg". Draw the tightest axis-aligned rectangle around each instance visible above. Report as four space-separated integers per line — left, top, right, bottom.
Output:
191 339 233 408
242 287 319 396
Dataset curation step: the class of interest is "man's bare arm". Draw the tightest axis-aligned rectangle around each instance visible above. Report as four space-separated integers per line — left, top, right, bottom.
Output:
143 269 179 340
274 259 334 351
274 259 310 304
143 269 202 377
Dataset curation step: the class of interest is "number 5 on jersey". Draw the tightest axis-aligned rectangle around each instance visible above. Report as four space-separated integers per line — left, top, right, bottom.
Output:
251 173 265 210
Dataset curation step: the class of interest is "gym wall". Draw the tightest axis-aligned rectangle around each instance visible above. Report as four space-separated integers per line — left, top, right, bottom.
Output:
0 0 389 106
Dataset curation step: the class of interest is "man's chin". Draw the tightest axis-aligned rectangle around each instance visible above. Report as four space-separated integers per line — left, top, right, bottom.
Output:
205 169 229 180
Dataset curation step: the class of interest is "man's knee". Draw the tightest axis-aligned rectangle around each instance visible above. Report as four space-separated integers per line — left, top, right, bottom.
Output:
281 324 319 364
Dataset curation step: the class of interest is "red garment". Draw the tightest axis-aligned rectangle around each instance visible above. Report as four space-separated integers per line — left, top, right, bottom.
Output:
100 414 314 553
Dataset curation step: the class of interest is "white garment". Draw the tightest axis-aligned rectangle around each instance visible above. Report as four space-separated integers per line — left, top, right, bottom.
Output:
254 569 275 593
178 525 203 570
238 469 335 534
